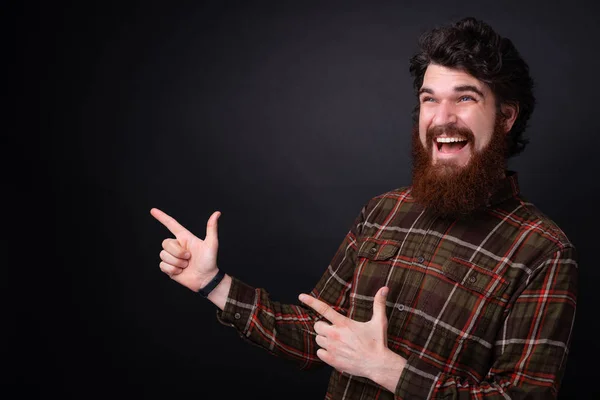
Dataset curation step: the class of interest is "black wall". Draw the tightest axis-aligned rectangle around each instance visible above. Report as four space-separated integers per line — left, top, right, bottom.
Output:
9 1 599 398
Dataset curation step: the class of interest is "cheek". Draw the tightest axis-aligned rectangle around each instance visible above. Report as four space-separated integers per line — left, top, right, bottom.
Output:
418 127 427 147
474 137 488 152
472 128 495 152
463 112 496 151
418 114 429 147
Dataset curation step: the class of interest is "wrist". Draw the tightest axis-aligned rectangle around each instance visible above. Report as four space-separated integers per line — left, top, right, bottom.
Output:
368 348 406 393
198 269 226 298
206 274 232 310
197 269 220 290
187 269 218 293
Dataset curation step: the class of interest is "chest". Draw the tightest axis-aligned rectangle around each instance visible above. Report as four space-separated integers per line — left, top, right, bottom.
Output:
347 206 531 379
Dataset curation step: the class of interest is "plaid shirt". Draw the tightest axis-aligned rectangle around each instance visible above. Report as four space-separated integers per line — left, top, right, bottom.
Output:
217 171 578 399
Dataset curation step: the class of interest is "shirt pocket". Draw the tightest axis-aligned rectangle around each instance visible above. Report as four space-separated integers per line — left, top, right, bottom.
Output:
413 258 509 378
351 238 402 316
421 256 509 340
442 257 508 299
443 257 511 343
357 238 401 261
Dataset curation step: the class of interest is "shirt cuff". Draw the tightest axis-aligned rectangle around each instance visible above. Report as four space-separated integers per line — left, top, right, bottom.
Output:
395 353 441 399
215 276 258 335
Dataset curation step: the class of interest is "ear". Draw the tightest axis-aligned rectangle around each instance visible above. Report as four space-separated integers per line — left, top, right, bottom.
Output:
500 103 519 134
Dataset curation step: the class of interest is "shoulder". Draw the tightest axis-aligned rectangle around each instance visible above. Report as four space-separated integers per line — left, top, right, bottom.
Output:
352 186 418 227
510 194 576 260
364 186 413 208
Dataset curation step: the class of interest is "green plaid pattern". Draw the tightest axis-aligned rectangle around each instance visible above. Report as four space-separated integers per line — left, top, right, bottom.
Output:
217 171 577 399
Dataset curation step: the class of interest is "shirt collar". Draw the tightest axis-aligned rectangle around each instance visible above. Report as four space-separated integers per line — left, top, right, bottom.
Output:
487 170 520 207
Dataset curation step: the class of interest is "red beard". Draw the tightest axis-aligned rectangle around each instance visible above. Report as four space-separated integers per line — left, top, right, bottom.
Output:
410 117 508 218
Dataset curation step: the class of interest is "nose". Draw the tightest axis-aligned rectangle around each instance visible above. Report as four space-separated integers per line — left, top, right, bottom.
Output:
432 101 458 126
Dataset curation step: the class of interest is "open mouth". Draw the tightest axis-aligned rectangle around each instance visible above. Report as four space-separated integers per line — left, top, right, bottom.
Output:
435 137 469 154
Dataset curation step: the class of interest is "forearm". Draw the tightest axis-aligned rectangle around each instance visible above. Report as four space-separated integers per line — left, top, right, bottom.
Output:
362 346 532 398
216 276 326 368
396 355 556 399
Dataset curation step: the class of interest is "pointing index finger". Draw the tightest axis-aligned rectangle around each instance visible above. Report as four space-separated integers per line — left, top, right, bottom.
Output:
150 208 191 239
299 294 345 325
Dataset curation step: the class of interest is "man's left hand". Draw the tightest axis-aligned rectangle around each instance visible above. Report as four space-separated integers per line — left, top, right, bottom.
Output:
298 286 391 379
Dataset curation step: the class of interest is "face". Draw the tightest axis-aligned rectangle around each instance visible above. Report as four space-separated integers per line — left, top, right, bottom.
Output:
410 64 518 217
418 64 498 169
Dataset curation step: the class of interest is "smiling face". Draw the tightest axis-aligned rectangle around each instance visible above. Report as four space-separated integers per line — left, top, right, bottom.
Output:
418 64 499 169
410 64 519 217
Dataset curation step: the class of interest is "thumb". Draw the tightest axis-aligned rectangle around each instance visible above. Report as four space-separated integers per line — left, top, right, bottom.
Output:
372 286 389 323
205 211 221 245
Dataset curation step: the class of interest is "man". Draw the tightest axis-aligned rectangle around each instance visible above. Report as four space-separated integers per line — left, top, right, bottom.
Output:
151 17 577 399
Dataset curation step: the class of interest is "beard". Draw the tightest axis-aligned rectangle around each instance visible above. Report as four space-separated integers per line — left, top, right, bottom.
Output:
410 117 508 218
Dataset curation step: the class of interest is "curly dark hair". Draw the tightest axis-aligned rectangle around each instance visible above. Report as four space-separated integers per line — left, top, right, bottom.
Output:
409 17 535 158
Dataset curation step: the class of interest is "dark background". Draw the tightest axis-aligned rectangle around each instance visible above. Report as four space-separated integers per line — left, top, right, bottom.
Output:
8 0 599 398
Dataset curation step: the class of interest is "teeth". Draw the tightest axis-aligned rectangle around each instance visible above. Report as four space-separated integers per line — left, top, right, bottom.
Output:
436 137 467 143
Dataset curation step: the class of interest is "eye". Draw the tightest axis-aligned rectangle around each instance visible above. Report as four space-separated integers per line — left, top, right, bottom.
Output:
421 96 436 103
458 95 476 102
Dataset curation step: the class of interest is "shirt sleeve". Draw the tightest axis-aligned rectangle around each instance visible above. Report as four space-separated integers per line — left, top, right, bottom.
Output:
394 246 578 399
215 204 367 370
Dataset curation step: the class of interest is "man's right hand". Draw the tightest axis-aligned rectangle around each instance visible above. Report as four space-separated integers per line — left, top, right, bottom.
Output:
150 208 221 292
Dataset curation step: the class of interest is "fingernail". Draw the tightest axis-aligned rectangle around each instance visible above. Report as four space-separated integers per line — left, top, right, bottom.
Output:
381 287 388 297
298 294 306 302
185 252 191 258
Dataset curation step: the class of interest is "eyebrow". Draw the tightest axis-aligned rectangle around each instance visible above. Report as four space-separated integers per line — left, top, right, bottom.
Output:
419 85 485 98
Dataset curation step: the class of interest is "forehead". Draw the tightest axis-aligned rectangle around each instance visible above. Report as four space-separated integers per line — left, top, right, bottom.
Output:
422 64 490 94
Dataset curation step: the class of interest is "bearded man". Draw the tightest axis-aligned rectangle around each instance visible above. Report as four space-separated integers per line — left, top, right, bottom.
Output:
151 17 577 399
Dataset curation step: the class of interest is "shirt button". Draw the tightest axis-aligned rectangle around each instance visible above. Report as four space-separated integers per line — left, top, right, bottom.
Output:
370 247 377 253
234 313 241 320
416 256 425 263
396 304 405 312
469 275 477 283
